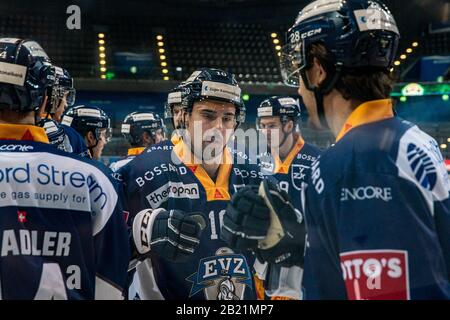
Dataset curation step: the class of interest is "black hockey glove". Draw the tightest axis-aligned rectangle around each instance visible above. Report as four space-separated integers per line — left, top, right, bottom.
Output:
255 177 306 267
133 208 206 263
220 185 271 251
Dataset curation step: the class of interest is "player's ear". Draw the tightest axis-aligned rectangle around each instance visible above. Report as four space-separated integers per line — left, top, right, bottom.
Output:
86 131 96 147
309 57 327 87
142 131 152 145
286 120 294 132
37 95 48 118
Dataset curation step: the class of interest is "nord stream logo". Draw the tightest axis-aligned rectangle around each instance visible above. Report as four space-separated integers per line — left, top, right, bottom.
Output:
146 182 200 209
407 143 437 191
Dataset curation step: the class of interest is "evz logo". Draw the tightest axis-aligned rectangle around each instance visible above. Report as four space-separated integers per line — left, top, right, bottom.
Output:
291 164 308 191
186 248 252 300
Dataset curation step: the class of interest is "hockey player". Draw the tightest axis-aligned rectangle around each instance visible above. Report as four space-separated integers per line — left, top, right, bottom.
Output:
0 38 129 299
45 66 76 123
120 68 263 300
110 111 167 171
253 96 321 300
225 0 450 300
37 65 89 157
61 105 112 160
164 84 185 145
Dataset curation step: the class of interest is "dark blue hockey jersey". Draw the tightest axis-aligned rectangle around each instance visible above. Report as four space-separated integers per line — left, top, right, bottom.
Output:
304 99 450 300
120 140 261 300
255 137 321 300
259 136 321 211
39 118 89 158
0 124 130 300
62 124 90 158
111 136 178 172
110 147 146 172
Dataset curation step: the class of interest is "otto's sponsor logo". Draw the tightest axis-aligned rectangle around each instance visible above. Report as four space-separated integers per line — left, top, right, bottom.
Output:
340 186 393 202
407 143 437 191
0 144 34 152
146 182 199 209
340 250 410 300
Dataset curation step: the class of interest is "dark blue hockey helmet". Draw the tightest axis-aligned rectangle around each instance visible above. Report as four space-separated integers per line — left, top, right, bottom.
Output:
181 68 246 126
0 38 53 112
121 111 166 146
280 0 400 88
256 96 301 129
61 105 112 142
164 84 183 120
38 118 66 149
45 66 76 114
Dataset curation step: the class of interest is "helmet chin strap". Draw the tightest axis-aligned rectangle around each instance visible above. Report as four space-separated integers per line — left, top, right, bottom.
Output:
314 88 329 129
277 122 294 154
300 62 343 130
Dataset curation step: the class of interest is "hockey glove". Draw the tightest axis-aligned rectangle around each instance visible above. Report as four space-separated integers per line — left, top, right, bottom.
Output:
220 185 271 251
133 208 206 263
255 177 306 267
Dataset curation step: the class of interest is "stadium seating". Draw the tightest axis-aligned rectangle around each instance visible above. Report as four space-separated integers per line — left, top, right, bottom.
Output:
0 14 96 78
167 21 281 83
0 15 282 83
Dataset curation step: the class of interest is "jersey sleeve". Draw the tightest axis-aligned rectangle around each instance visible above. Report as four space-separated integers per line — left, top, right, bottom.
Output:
63 124 90 158
89 170 131 299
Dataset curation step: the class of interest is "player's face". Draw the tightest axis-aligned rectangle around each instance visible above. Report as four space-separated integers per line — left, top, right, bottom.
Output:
154 128 166 144
53 92 68 123
188 100 236 160
172 104 184 129
91 129 108 160
258 116 283 149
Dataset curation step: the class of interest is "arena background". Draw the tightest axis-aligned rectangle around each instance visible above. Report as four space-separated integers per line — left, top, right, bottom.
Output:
2 0 450 170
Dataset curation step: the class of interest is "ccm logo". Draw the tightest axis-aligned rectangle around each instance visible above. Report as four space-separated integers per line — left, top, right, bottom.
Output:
340 250 410 300
301 28 322 39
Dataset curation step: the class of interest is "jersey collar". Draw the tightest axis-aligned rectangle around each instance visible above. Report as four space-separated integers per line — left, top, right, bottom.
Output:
127 147 145 156
335 99 395 143
273 136 305 174
0 124 49 144
171 133 181 145
173 140 232 201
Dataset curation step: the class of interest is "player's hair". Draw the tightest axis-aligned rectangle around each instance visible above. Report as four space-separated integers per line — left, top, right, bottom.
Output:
307 43 395 103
